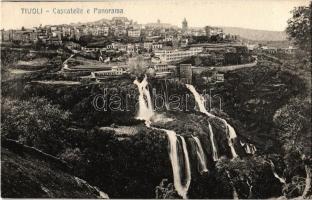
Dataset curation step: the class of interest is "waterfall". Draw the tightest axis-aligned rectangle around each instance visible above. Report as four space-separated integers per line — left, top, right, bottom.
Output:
192 136 209 173
240 141 257 155
179 136 191 195
245 144 256 155
143 80 153 116
133 75 154 123
272 169 286 184
269 160 286 184
225 122 238 158
233 188 239 200
185 84 215 118
226 171 239 200
163 80 170 110
250 144 257 154
208 123 219 161
134 77 191 198
245 144 252 154
186 84 238 159
185 84 219 160
165 130 191 199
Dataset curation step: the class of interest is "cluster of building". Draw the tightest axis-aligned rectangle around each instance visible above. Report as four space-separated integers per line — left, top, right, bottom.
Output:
258 45 298 54
0 17 134 44
1 17 236 47
2 25 69 45
147 63 224 84
246 44 298 55
2 17 251 85
77 58 224 85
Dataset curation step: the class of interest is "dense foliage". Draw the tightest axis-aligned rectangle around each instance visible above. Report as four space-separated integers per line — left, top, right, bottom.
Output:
273 98 312 198
1 97 70 155
286 4 311 52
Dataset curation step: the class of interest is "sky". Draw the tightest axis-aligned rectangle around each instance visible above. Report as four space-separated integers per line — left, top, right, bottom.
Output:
1 0 310 31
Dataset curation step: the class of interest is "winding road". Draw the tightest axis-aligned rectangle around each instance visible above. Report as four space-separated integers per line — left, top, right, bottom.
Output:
192 56 258 73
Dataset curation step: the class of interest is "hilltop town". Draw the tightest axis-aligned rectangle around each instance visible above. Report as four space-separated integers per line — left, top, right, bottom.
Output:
1 16 297 84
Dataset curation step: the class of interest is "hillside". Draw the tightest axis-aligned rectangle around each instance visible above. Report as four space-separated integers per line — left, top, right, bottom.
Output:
221 26 287 41
1 139 109 198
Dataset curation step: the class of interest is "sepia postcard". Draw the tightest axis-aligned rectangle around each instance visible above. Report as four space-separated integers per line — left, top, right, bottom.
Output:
1 0 311 199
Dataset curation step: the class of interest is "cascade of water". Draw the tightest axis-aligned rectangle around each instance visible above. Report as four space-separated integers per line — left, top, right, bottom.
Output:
163 80 170 110
233 188 239 200
250 144 257 154
226 171 239 200
133 75 154 123
192 136 209 173
185 84 215 118
272 169 286 184
245 144 252 154
244 143 257 155
143 81 154 115
185 84 219 160
165 130 191 199
246 179 253 198
134 77 191 198
208 123 219 161
240 141 257 155
186 84 238 159
269 160 286 184
225 123 239 158
179 136 191 196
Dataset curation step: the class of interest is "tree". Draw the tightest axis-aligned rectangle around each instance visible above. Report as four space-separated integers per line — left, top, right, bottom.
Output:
286 4 311 52
215 156 284 199
128 55 150 77
194 56 202 66
155 179 179 199
273 98 311 198
1 97 71 155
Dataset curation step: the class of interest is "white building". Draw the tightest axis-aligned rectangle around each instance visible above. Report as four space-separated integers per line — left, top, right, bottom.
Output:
91 66 126 78
180 38 188 47
154 47 203 62
261 46 278 54
128 29 141 37
154 63 169 72
152 63 176 78
143 42 153 50
282 46 297 54
127 44 136 54
164 35 174 42
110 42 127 51
246 44 258 51
152 43 163 50
102 26 109 36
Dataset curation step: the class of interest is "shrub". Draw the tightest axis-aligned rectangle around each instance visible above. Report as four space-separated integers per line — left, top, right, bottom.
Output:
1 97 70 155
